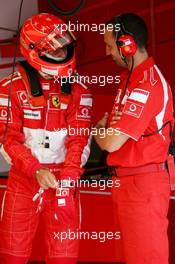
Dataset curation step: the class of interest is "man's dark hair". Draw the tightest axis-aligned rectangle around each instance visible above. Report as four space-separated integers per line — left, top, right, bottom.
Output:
106 13 148 49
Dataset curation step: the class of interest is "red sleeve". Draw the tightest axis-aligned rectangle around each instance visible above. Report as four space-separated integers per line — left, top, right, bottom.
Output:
112 85 162 141
0 79 42 178
59 83 93 181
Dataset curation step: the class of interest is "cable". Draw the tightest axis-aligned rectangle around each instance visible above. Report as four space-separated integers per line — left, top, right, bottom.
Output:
119 57 134 109
0 27 17 33
122 58 170 139
0 0 24 150
47 0 85 16
142 121 171 137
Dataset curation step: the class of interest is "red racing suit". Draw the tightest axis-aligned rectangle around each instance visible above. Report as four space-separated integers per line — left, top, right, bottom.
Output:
0 68 93 263
108 57 174 264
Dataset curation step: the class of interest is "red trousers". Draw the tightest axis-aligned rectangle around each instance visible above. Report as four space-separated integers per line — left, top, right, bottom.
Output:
112 171 170 264
0 169 80 264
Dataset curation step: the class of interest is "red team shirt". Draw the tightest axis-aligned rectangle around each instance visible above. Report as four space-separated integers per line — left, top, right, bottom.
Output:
108 57 174 167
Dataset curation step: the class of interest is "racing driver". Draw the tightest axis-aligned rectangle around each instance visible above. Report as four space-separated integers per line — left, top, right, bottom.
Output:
0 13 92 264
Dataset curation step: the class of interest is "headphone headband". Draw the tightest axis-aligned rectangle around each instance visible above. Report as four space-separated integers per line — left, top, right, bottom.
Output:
116 15 134 37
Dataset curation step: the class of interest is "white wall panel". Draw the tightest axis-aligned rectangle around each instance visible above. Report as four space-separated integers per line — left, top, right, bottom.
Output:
0 0 38 40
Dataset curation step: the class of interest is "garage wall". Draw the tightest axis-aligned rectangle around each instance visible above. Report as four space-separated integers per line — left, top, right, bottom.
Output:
0 0 38 40
0 0 38 172
1 0 175 172
38 0 175 122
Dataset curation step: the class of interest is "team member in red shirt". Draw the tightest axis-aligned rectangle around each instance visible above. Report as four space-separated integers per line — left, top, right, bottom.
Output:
0 13 92 264
95 13 174 264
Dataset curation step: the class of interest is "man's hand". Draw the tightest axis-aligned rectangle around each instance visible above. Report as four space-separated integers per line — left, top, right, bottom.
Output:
35 168 58 189
96 112 109 128
110 111 123 126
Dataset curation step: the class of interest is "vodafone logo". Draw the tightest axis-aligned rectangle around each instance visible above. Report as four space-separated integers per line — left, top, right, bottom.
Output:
0 109 7 118
17 91 29 106
77 106 92 121
18 91 29 107
81 107 89 117
20 92 28 104
129 104 137 112
123 101 144 119
0 106 12 122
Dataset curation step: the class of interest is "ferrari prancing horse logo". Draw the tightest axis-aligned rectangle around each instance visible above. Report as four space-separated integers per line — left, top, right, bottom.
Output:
52 96 60 108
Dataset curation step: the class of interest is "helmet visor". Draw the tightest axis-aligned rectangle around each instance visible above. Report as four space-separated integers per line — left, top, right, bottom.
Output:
43 28 76 52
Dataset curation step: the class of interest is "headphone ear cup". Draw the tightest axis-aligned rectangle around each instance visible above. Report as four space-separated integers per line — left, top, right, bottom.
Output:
117 35 137 57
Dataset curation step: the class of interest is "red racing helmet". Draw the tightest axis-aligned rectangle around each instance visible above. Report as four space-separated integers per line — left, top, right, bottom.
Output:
20 13 76 77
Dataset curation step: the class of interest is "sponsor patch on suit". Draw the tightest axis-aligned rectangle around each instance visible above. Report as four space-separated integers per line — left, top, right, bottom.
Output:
23 109 41 120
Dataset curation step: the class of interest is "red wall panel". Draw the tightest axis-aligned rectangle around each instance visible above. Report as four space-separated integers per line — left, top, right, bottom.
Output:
38 0 175 123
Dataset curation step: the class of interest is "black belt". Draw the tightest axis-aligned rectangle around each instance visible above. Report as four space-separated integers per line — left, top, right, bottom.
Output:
108 162 167 177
